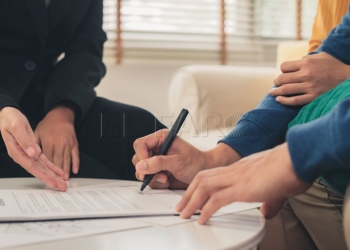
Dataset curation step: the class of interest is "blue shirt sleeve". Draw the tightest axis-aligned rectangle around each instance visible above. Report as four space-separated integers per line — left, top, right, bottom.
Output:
287 98 350 182
317 5 350 64
220 7 350 158
219 93 301 157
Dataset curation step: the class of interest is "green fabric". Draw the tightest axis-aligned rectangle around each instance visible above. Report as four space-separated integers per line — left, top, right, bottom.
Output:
288 79 350 195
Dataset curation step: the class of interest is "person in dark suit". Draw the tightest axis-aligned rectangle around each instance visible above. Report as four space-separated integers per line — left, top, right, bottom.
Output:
0 0 164 191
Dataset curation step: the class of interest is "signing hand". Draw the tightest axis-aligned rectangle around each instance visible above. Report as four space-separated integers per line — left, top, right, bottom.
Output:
176 143 311 224
35 104 79 181
0 107 67 191
133 130 241 190
133 129 206 189
270 52 350 106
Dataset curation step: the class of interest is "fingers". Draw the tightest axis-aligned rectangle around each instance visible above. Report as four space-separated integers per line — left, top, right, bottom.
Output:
268 83 306 97
274 71 304 87
147 172 171 189
279 60 302 73
135 169 171 188
2 131 67 191
275 94 314 106
11 122 41 159
38 153 64 177
72 146 80 174
135 155 180 176
133 129 169 161
41 139 54 163
260 198 286 219
197 187 236 224
63 147 71 180
53 144 65 172
177 167 234 216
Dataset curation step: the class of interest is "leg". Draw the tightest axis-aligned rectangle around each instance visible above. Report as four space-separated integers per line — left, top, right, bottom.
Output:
289 179 346 250
259 179 346 250
75 97 165 180
259 200 317 250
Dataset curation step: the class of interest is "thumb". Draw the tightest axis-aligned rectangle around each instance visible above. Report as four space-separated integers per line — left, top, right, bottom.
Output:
260 198 286 219
11 122 41 159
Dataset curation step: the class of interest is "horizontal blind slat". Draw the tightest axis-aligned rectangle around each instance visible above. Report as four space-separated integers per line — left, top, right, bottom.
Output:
103 0 316 65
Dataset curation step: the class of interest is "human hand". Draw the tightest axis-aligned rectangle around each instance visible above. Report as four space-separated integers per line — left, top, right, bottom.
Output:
176 143 311 224
132 129 208 189
270 52 350 106
0 107 67 191
35 105 79 180
133 129 241 189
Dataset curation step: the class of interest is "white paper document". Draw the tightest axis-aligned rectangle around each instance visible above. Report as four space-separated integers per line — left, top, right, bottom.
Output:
72 182 262 227
0 218 149 249
0 186 181 222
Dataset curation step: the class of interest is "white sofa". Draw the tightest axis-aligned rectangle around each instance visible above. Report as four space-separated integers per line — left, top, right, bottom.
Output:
168 41 309 150
168 65 276 150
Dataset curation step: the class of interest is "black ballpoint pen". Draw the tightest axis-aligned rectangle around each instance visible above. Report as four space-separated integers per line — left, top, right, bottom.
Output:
140 109 189 192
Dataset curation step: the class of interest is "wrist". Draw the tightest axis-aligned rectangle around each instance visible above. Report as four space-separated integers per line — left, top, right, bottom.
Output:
203 143 242 170
343 64 350 80
46 105 75 124
0 107 18 127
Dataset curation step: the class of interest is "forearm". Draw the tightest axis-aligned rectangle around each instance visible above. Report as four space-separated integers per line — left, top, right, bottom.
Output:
219 93 301 157
203 143 242 170
44 0 106 122
287 98 350 182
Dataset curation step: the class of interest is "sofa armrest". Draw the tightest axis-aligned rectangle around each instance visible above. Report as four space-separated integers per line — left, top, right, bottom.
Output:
168 65 277 141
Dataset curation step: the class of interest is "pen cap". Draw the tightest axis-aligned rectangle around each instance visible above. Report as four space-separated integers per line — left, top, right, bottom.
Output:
171 109 189 134
156 109 189 156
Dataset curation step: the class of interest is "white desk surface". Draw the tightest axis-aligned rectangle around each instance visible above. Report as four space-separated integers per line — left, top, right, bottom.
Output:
0 178 265 250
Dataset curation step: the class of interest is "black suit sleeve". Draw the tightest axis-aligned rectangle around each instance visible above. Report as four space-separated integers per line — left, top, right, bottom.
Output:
43 0 107 122
0 86 21 111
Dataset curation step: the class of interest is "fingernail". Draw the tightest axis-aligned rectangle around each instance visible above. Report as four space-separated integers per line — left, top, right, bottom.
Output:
136 162 147 171
48 182 56 189
73 166 78 174
276 97 281 102
156 177 166 183
268 88 274 93
26 146 35 157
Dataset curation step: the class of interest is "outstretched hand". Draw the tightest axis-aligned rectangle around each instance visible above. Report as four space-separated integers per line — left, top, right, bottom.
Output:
176 143 311 224
0 107 67 191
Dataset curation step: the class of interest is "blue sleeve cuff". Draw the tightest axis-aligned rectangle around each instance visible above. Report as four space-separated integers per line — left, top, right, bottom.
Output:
219 93 301 157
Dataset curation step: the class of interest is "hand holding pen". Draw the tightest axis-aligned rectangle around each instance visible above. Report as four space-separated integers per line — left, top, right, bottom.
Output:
133 109 210 190
139 109 188 192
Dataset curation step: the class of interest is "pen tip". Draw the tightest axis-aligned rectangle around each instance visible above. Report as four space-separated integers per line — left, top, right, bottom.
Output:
140 183 147 192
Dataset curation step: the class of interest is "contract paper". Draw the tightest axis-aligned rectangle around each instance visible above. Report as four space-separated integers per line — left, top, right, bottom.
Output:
0 186 181 222
0 218 149 249
72 183 262 227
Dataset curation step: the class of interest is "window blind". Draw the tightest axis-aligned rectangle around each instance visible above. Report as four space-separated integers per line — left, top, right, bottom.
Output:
254 0 317 39
103 0 317 65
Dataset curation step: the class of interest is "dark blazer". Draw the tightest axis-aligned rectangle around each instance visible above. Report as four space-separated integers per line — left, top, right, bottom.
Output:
0 0 107 121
